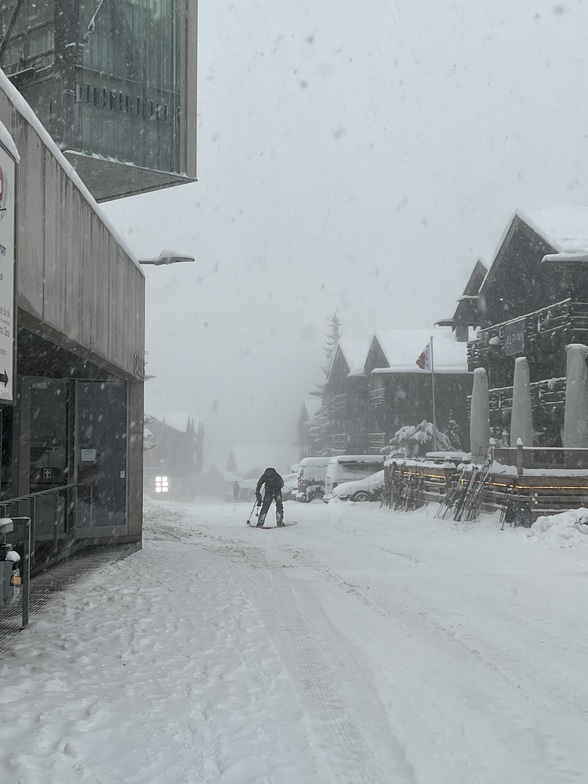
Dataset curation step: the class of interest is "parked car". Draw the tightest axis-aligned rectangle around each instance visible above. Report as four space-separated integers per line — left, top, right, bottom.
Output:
330 470 385 502
294 457 331 502
281 472 298 501
323 455 385 502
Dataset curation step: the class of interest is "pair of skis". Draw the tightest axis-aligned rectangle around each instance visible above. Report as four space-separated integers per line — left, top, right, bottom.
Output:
435 464 469 519
246 500 296 529
453 452 493 522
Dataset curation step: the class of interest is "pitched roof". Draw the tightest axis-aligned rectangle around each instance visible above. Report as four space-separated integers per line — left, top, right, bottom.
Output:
329 337 372 378
518 207 588 254
372 328 469 375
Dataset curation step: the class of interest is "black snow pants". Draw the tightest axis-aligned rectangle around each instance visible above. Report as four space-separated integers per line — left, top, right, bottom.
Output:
257 491 284 526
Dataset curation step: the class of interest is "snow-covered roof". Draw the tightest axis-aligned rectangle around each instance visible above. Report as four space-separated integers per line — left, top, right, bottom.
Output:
518 207 588 254
372 328 469 375
339 338 371 377
0 70 141 271
228 445 299 477
149 413 201 433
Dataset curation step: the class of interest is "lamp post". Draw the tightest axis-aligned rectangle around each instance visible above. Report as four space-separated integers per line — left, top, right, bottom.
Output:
137 251 195 266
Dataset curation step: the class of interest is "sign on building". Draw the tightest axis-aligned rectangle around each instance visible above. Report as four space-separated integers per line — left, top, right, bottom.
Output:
0 143 16 404
504 320 525 357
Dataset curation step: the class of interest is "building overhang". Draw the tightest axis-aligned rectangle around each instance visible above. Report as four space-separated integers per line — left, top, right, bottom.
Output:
63 151 196 202
542 251 588 264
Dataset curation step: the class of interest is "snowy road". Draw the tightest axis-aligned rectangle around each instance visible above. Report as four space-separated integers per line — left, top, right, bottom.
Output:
3 499 588 783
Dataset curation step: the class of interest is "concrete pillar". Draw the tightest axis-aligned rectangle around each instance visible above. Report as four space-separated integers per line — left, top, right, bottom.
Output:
563 344 588 448
470 367 490 464
510 357 533 447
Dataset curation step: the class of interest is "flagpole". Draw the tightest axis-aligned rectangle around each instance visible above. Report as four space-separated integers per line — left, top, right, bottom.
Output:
430 336 438 451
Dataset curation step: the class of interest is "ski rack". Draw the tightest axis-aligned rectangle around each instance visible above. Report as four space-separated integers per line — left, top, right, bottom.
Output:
453 452 493 523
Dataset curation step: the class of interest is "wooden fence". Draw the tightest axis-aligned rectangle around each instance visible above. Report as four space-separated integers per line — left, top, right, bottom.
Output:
384 449 588 523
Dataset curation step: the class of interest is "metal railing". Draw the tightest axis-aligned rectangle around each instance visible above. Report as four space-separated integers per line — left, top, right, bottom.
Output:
0 483 79 559
0 516 31 628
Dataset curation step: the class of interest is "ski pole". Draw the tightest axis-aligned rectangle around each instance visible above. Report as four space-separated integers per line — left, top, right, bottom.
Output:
246 499 257 525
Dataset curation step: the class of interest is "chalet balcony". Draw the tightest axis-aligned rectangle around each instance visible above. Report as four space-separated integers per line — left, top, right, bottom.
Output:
367 432 386 452
368 388 385 407
468 298 588 369
484 377 566 417
326 434 347 454
328 394 348 415
325 433 368 455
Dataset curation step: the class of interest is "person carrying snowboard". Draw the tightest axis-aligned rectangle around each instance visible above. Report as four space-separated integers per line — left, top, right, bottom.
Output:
255 467 284 526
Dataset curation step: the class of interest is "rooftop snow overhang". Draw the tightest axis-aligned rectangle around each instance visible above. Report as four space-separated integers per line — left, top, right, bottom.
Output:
542 251 588 264
371 367 471 375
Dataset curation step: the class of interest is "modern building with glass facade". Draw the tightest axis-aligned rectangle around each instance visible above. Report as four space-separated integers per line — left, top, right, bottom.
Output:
0 0 197 200
0 1 198 584
0 72 145 573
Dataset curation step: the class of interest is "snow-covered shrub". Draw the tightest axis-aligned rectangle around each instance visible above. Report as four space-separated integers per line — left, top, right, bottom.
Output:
382 420 452 457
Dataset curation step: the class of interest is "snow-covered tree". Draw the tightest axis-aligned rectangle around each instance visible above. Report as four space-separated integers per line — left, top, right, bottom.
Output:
321 311 341 375
383 420 452 457
308 312 342 454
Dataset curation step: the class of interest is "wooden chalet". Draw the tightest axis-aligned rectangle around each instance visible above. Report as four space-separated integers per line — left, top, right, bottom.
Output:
365 329 471 452
144 413 204 498
437 259 487 342
454 208 588 447
321 338 372 454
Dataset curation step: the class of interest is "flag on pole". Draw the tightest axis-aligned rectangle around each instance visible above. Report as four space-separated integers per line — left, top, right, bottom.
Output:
416 340 432 371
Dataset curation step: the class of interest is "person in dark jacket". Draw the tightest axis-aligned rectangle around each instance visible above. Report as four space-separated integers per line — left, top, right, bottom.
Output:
255 467 284 526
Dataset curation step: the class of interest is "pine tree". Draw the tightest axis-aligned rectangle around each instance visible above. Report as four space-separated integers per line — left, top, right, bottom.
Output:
309 312 342 454
321 311 341 375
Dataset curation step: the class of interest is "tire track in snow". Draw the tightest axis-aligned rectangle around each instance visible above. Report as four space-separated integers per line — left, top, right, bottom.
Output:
152 506 588 783
232 562 417 784
276 544 588 783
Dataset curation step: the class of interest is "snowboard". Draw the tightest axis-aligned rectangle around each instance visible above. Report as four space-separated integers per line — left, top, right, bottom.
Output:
247 521 298 529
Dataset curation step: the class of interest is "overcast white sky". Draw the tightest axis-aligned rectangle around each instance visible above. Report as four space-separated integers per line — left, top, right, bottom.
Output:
104 0 588 469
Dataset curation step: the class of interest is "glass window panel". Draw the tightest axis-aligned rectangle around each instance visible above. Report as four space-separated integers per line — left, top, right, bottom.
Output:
78 0 184 172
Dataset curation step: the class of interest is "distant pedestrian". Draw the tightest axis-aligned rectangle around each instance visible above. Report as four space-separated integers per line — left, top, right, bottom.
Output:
255 467 284 526
233 481 240 502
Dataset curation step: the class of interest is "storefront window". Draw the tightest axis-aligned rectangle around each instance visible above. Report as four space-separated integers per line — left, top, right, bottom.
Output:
76 381 128 528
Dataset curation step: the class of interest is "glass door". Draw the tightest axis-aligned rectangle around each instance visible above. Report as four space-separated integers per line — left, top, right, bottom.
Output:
76 381 128 528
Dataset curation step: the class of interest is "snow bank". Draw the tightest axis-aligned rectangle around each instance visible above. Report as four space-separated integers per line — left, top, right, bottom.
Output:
529 508 588 546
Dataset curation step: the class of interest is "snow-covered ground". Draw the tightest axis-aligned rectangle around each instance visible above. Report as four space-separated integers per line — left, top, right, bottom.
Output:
2 498 588 783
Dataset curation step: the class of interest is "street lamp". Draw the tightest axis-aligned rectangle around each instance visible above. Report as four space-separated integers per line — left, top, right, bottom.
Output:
137 250 195 266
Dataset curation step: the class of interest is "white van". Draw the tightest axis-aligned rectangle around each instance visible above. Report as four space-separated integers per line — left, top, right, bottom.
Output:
323 455 385 502
295 457 331 502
